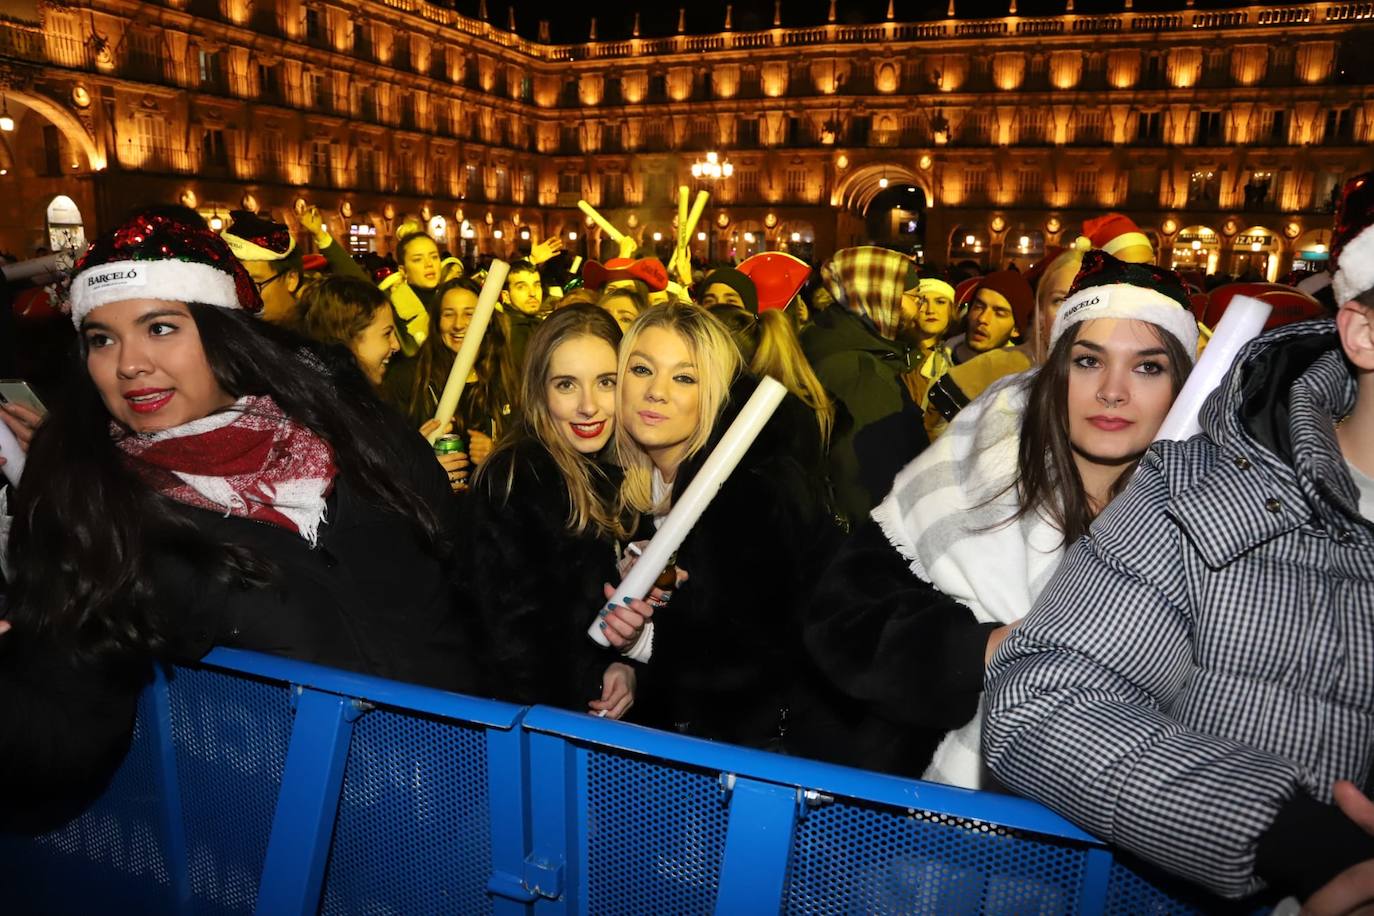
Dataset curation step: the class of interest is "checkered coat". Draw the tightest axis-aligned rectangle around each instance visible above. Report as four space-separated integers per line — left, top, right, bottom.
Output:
984 319 1374 899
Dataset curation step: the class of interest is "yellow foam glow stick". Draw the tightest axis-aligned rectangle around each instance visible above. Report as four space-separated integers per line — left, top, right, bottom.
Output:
577 200 627 245
427 259 510 444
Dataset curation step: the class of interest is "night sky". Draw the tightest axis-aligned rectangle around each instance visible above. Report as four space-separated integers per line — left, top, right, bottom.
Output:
468 0 1269 43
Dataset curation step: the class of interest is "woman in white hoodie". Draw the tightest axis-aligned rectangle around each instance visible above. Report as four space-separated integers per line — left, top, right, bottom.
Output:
803 251 1196 786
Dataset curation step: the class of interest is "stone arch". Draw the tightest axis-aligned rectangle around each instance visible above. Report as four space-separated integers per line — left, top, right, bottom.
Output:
832 163 933 215
8 89 104 171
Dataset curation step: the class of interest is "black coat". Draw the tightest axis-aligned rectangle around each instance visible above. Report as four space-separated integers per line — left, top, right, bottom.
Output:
639 378 844 749
0 407 477 829
461 438 622 710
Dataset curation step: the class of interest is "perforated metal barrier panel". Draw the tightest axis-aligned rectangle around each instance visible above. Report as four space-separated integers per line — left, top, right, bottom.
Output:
2 650 1267 915
320 708 494 916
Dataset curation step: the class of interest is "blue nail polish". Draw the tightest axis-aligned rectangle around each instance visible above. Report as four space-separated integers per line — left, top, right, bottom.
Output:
606 601 616 610
598 621 607 630
599 608 609 618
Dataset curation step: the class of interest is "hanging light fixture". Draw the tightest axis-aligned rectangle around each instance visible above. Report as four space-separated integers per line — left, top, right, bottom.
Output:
209 209 224 231
0 96 15 133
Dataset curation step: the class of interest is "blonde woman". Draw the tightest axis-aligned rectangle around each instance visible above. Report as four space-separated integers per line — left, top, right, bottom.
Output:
465 305 647 718
615 303 842 749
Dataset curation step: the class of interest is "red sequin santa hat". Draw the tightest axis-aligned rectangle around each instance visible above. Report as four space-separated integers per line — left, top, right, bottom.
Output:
220 209 297 263
69 207 261 328
1331 171 1374 304
1082 213 1153 259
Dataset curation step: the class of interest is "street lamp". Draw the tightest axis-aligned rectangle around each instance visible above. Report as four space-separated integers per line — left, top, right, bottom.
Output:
690 151 733 181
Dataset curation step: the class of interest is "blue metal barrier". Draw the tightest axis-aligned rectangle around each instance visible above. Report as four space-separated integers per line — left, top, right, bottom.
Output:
1 649 1231 914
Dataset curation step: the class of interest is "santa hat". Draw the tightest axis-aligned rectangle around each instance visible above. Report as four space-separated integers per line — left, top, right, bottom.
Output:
220 210 296 263
1082 213 1153 259
737 252 811 312
583 257 668 292
70 208 260 328
1023 236 1093 289
970 270 1035 336
1331 171 1374 304
1050 250 1198 359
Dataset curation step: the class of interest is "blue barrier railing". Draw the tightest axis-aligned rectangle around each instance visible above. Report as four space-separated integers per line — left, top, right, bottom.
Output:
1 648 1224 914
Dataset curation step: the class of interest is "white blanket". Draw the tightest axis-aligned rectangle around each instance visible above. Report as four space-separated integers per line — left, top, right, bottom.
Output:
870 370 1064 788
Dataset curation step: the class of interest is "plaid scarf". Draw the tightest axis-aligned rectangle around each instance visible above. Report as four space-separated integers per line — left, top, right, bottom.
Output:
820 246 913 340
115 395 336 544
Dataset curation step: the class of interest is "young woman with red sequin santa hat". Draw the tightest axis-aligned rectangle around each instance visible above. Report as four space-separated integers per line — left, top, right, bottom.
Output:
0 206 477 829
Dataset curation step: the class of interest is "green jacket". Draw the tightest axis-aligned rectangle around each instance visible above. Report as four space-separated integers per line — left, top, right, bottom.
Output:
802 306 927 528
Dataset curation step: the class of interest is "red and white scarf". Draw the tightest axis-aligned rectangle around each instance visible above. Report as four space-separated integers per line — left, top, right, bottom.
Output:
115 395 336 544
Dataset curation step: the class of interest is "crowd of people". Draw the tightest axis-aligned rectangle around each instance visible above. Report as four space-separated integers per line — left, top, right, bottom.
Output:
0 175 1372 911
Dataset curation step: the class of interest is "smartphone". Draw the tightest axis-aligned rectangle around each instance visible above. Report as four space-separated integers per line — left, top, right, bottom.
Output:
0 379 47 417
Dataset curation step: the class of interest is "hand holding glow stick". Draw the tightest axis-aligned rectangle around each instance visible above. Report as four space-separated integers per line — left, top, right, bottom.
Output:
1153 295 1271 443
589 377 789 650
427 259 510 445
577 200 628 245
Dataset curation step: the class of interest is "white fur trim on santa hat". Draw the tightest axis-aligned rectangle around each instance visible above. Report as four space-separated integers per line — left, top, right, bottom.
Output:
70 258 240 328
1049 283 1200 359
1334 224 1374 304
1102 232 1153 257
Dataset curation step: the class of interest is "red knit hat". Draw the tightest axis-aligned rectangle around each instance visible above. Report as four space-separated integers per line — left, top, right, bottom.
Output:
583 257 669 292
1082 213 1153 259
1331 171 1374 304
737 251 811 312
970 270 1035 335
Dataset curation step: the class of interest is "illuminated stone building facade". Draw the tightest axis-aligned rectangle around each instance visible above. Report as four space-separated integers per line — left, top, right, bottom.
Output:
0 0 1371 276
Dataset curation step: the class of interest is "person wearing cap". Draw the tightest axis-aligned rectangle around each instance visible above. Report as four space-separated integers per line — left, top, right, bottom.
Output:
803 250 1196 783
802 246 928 529
986 173 1374 909
924 270 1036 441
898 274 956 411
699 267 759 312
0 205 478 829
221 209 308 326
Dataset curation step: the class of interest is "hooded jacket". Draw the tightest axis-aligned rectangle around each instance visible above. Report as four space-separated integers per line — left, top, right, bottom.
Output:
801 306 926 528
984 319 1374 901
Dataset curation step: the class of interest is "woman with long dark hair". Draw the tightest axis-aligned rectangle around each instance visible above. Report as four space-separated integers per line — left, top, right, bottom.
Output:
804 252 1197 784
464 304 651 717
382 277 518 469
0 207 476 825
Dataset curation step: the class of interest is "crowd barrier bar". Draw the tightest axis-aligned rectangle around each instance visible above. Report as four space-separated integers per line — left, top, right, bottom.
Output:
2 647 1226 915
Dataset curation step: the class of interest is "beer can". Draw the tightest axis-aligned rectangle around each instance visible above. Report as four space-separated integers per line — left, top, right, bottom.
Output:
434 433 466 455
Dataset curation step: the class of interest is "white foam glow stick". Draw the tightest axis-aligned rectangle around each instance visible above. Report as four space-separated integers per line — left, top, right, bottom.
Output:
589 377 789 649
0 416 24 486
427 259 510 445
1154 294 1272 443
577 200 627 245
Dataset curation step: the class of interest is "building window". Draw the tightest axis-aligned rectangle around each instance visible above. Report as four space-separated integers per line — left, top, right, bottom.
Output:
738 169 760 197
558 172 581 195
559 124 580 154
1019 109 1049 144
1136 111 1163 144
690 116 714 149
1264 109 1289 144
310 140 330 184
1017 169 1040 200
737 117 760 148
1127 167 1159 206
465 163 481 199
257 63 283 103
785 168 806 197
1195 110 1225 145
356 146 379 190
431 155 448 193
601 173 624 207
495 167 511 200
965 168 989 200
643 119 666 151
1073 168 1097 201
134 113 171 169
260 130 285 179
354 22 374 59
601 123 622 152
359 85 378 122
203 128 229 168
1325 108 1354 144
963 110 994 144
1072 109 1103 144
520 170 534 202
1187 168 1220 205
304 7 325 45
126 29 163 81
198 49 226 92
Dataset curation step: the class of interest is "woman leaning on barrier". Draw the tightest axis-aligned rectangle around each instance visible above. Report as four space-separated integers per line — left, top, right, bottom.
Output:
463 304 650 719
0 207 478 827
